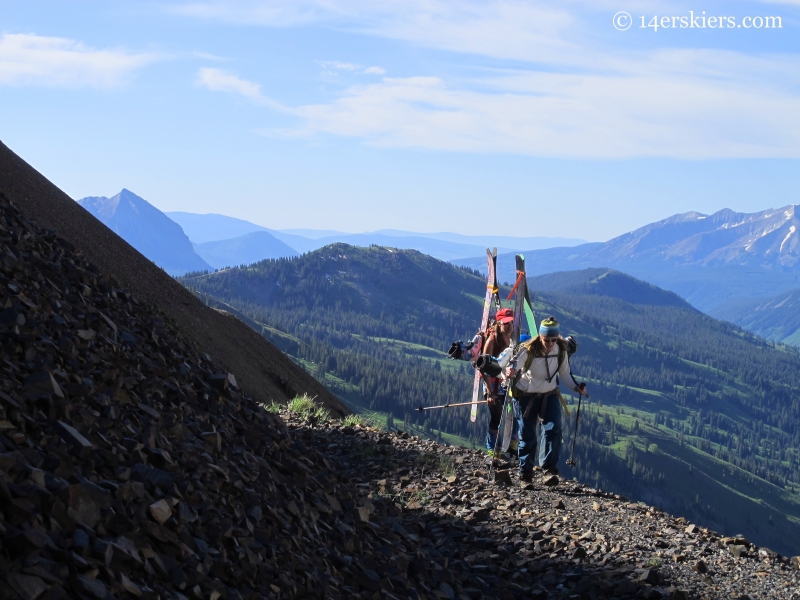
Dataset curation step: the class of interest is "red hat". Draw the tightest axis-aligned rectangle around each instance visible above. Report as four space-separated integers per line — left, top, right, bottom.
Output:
495 308 514 324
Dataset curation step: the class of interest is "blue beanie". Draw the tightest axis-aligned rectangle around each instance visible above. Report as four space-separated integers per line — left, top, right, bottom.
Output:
539 316 560 337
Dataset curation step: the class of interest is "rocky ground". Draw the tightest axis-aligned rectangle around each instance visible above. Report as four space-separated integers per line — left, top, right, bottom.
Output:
0 188 799 600
283 411 800 600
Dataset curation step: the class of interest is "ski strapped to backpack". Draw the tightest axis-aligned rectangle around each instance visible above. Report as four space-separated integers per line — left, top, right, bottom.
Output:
470 248 499 423
447 249 499 363
497 255 527 452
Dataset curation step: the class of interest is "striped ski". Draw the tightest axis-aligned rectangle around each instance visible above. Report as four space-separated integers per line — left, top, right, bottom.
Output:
507 255 526 346
500 254 527 452
471 248 498 423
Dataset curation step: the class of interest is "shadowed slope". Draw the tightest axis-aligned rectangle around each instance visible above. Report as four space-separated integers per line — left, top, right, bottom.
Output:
0 140 346 415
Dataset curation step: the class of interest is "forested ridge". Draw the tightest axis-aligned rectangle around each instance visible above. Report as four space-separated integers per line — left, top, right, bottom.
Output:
180 245 800 556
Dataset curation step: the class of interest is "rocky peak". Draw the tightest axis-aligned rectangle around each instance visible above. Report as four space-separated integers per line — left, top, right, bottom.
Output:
77 189 211 276
594 204 800 267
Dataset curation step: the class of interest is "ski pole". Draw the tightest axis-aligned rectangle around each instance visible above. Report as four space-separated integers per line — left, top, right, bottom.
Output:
565 390 588 467
416 400 488 412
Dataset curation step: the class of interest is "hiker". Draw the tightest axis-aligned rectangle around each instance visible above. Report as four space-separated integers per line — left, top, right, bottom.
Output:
499 316 587 482
482 308 518 460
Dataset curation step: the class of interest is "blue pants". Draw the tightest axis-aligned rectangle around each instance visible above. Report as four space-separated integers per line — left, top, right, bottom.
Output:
515 392 562 473
485 396 519 451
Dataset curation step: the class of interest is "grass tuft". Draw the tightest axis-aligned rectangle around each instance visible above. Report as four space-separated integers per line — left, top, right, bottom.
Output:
343 414 372 428
439 456 457 477
264 400 282 413
645 558 662 568
286 394 330 422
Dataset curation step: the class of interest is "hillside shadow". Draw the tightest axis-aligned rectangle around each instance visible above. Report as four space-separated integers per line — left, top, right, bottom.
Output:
285 417 689 600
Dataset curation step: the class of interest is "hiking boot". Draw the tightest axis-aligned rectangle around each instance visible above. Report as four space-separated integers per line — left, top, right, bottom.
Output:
519 471 533 483
543 475 559 488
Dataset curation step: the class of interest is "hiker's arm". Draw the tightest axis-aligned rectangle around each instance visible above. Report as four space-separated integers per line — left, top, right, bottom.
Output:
499 346 524 379
482 335 496 357
559 355 585 395
481 337 500 404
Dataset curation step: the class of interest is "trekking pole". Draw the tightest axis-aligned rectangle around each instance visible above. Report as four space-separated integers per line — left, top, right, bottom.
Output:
416 400 488 412
565 388 589 467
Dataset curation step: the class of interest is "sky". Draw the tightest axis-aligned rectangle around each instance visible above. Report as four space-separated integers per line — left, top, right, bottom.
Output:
1 0 799 241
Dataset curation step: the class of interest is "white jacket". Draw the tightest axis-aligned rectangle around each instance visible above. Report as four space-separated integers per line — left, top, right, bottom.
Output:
498 339 580 395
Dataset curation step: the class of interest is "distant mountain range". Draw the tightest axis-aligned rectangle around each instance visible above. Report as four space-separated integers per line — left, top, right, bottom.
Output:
193 232 299 269
78 190 210 276
81 194 800 346
167 211 586 262
455 205 800 312
165 212 269 244
77 194 585 275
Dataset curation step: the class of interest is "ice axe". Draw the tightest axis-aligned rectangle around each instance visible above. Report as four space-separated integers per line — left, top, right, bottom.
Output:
565 385 589 468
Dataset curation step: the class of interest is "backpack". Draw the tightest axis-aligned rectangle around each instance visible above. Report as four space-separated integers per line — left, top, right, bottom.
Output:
448 319 500 362
511 335 578 391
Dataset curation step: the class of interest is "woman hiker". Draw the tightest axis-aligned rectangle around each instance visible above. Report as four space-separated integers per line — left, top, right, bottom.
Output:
482 308 519 461
498 316 588 483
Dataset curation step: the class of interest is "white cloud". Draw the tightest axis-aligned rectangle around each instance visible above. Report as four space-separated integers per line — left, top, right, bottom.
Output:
196 67 260 99
169 0 327 27
180 1 800 159
318 61 386 75
0 33 159 88
170 0 577 63
320 60 359 71
192 50 227 61
263 63 800 158
195 67 285 110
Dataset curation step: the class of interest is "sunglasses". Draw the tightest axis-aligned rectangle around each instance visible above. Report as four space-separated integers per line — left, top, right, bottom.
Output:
543 336 559 344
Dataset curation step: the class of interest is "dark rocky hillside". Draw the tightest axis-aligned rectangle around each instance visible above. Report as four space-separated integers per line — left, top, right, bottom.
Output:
0 192 455 599
0 141 344 417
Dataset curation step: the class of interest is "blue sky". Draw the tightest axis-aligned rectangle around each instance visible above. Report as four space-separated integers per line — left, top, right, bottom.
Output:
1 1 799 241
